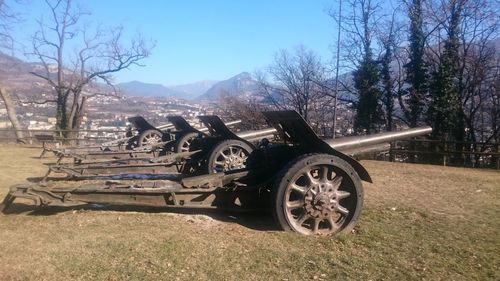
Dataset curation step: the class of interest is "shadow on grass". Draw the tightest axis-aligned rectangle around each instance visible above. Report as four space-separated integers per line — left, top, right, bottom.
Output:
2 202 280 232
29 156 42 159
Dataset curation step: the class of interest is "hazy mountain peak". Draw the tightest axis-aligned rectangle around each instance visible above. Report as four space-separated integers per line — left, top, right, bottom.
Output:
199 72 259 100
117 81 184 98
168 80 219 99
234 72 251 79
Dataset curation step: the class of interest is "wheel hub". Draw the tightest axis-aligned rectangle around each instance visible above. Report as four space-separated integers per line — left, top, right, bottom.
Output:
145 135 160 145
304 184 337 218
225 155 245 169
313 193 330 209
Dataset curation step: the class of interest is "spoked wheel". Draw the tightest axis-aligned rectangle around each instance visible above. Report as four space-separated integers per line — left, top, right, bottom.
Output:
138 129 163 147
174 132 199 153
207 140 253 173
273 154 364 236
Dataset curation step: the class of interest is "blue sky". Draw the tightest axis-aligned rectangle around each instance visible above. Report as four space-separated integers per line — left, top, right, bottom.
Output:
12 0 341 85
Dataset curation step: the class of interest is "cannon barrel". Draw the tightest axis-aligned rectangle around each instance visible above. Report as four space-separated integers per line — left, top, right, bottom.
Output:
341 143 391 156
200 120 241 133
236 128 278 141
326 126 432 151
230 126 432 148
156 119 242 131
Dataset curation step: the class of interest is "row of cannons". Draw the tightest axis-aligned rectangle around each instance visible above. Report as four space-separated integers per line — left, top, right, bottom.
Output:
1 111 432 235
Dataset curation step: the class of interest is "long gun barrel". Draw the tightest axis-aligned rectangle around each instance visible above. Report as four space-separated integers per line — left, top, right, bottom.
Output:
326 126 432 151
236 128 278 142
233 126 432 151
157 120 242 131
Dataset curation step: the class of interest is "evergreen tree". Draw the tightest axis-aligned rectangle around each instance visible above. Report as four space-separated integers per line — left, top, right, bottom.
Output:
404 0 428 127
353 49 382 133
380 26 395 131
429 0 465 142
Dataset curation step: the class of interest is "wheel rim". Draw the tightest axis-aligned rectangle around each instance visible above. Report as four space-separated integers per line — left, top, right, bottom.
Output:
212 145 249 173
283 164 355 235
141 132 162 146
180 135 196 152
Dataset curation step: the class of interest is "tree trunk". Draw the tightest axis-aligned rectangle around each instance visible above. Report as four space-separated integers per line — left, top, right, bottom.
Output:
67 95 86 145
0 84 25 143
55 92 69 140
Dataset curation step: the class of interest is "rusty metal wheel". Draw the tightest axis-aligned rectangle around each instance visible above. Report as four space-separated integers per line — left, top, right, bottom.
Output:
207 140 253 173
138 129 163 147
272 153 364 235
174 132 199 153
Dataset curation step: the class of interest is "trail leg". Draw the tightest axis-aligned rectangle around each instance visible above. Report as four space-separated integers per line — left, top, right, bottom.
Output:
56 154 64 164
39 142 47 159
41 168 52 182
0 194 14 213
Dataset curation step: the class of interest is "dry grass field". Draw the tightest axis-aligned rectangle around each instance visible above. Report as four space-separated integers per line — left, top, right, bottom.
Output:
0 144 499 280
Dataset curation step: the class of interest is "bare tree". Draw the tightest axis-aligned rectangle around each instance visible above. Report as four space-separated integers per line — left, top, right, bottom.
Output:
455 0 499 162
336 0 383 68
0 0 24 142
216 91 268 130
29 0 152 138
256 46 329 122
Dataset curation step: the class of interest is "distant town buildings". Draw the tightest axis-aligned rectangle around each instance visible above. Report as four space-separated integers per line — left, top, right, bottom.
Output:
0 94 211 134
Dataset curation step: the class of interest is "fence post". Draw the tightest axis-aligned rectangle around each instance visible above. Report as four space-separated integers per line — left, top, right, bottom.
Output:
497 143 499 170
443 141 447 166
28 130 33 145
389 141 394 162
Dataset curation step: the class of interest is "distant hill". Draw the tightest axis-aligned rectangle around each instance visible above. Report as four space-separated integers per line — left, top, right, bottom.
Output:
0 53 66 98
117 81 187 98
0 52 109 99
199 72 259 100
168 80 219 100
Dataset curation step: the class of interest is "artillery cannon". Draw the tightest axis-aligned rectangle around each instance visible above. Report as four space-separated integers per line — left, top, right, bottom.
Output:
45 115 241 156
42 116 276 180
1 111 431 236
39 116 172 157
50 116 243 163
42 115 277 179
126 116 242 150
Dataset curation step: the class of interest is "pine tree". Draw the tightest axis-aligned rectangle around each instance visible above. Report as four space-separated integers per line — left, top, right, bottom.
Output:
380 29 395 131
404 0 428 127
429 0 465 142
353 49 382 134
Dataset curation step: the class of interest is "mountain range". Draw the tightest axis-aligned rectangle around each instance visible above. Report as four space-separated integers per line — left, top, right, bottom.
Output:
169 80 220 99
117 72 260 101
0 52 260 101
117 81 186 98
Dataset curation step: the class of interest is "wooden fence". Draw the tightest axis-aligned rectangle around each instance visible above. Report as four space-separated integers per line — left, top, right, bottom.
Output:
387 139 499 169
0 128 127 146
